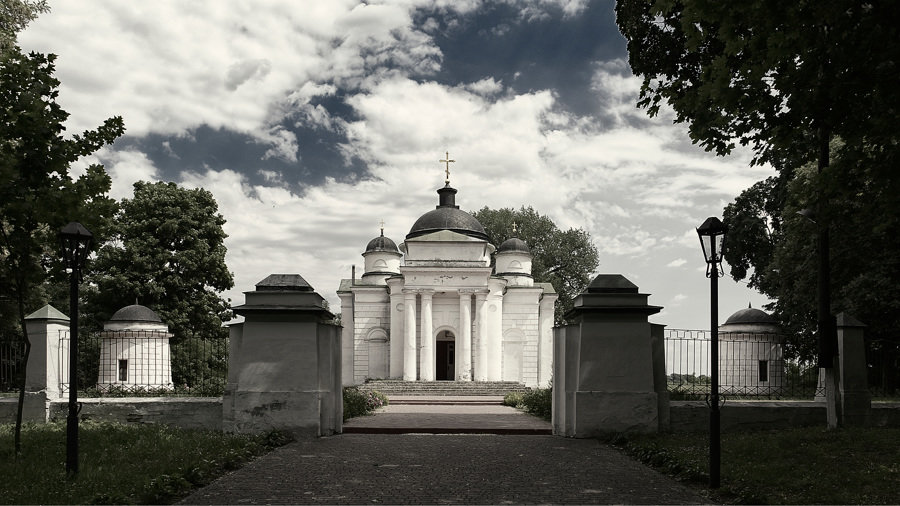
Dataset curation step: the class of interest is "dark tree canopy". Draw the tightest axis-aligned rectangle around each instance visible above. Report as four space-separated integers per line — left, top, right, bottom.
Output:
724 149 900 389
472 206 599 324
1 48 124 335
619 0 900 388
616 0 900 170
1 42 124 456
86 181 234 340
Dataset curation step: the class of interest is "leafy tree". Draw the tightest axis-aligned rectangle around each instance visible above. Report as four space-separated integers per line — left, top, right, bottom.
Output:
472 206 599 324
86 181 234 341
1 46 124 457
616 0 900 368
615 0 899 170
0 0 48 53
724 153 900 391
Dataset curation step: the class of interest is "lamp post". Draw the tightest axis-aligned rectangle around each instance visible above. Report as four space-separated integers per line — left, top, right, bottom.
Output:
59 222 93 475
697 216 727 489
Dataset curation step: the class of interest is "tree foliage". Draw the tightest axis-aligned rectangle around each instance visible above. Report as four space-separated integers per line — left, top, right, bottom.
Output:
725 151 900 371
0 0 48 52
472 206 599 324
615 0 900 170
86 181 234 340
617 0 900 384
1 44 124 457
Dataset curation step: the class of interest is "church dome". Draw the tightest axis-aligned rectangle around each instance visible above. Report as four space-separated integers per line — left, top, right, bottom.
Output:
365 233 400 253
497 237 530 254
109 304 162 323
406 184 489 241
724 306 778 326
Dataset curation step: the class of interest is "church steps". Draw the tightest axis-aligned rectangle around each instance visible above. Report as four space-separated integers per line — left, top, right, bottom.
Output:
356 380 527 397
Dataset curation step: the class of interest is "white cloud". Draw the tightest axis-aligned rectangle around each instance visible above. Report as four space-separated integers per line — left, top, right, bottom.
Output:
18 1 777 331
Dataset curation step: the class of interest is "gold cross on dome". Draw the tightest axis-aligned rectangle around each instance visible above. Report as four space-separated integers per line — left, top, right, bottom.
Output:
440 151 455 184
380 219 385 235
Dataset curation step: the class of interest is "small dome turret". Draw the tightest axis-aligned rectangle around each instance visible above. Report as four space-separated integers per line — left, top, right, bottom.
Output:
365 233 400 254
105 304 169 332
724 305 778 326
494 225 533 286
110 304 162 323
362 225 402 284
498 237 530 254
720 304 781 334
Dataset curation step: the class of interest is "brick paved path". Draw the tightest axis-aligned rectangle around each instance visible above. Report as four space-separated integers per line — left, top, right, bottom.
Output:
180 434 706 504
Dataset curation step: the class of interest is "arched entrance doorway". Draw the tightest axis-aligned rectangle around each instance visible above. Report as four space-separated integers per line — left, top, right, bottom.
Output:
435 330 455 381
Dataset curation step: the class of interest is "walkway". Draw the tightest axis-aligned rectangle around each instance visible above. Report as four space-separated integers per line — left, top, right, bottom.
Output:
342 397 552 434
180 398 706 504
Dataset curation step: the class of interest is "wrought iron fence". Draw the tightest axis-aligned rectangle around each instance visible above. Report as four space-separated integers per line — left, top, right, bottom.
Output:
1 337 26 393
58 330 228 397
867 338 900 398
665 329 824 400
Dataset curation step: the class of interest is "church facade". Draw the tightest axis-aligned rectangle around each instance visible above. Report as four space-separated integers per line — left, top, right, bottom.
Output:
338 178 556 388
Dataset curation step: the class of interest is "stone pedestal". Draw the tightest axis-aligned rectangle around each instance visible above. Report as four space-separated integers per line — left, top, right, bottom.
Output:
836 313 870 427
553 275 663 437
14 305 71 422
223 274 342 437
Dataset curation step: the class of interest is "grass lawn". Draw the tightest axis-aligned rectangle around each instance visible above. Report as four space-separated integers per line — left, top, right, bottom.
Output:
611 426 900 504
0 421 292 504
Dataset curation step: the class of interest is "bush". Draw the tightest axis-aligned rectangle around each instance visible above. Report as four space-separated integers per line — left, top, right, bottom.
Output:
343 387 388 421
502 391 524 407
521 387 552 420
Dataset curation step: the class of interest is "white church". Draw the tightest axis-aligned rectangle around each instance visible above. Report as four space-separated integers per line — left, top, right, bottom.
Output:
338 165 557 388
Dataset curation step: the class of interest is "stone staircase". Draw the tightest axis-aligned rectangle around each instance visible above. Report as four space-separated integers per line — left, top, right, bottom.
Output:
356 379 528 397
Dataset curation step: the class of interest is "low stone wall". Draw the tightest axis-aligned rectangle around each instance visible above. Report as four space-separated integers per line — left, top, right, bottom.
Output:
670 400 824 432
0 393 48 423
872 402 900 427
46 397 223 431
670 400 900 432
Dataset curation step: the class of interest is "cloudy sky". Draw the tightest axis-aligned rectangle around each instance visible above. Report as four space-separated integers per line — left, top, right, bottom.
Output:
19 0 774 329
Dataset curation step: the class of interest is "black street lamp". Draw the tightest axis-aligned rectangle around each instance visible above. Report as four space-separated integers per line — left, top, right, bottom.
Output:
59 222 92 475
697 216 727 489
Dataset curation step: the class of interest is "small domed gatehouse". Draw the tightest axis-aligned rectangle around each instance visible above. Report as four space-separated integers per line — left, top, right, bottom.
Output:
718 305 786 396
97 304 174 392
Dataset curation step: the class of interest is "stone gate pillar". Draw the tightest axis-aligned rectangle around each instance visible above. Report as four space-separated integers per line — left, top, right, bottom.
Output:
11 305 71 422
552 274 663 437
223 274 342 437
836 313 871 427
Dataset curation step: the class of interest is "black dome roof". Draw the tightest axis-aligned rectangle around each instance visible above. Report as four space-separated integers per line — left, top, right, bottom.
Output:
365 233 400 253
109 304 162 322
497 237 530 254
406 185 489 241
724 307 778 325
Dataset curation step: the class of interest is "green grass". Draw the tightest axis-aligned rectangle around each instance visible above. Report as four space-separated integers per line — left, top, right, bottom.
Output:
0 421 292 504
610 426 900 504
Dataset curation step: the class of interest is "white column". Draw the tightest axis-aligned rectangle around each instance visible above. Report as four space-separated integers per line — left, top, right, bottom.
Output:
419 290 435 381
474 291 489 381
458 291 473 381
538 294 558 387
387 279 404 378
338 292 355 385
403 291 417 381
487 279 506 381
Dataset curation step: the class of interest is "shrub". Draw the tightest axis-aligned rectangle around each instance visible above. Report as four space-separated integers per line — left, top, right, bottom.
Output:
502 391 524 407
343 387 388 421
521 387 552 420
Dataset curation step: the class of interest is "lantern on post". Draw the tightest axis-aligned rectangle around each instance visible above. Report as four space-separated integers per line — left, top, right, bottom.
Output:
696 216 727 489
59 222 93 475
